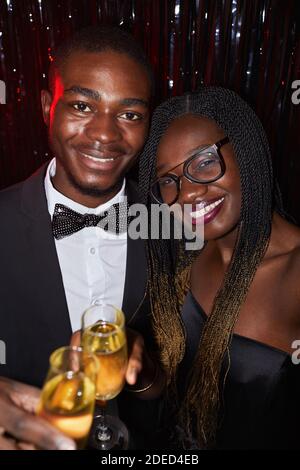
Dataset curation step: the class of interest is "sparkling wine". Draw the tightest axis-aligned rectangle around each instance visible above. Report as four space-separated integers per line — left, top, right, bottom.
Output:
38 372 95 448
82 321 127 401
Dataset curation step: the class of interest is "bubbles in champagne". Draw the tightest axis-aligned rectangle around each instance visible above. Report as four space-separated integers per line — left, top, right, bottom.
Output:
82 322 128 401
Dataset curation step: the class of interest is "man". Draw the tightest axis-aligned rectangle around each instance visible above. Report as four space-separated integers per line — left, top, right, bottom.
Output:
0 26 163 450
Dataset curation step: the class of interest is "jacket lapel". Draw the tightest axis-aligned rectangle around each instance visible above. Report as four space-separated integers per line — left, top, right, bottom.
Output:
20 164 72 346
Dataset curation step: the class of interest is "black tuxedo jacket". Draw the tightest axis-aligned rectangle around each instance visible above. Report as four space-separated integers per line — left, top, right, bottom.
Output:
0 163 151 387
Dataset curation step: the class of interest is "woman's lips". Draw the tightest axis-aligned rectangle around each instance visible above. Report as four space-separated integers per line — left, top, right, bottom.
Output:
189 197 225 225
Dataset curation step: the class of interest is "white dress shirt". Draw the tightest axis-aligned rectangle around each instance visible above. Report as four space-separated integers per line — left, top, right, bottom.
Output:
44 158 127 333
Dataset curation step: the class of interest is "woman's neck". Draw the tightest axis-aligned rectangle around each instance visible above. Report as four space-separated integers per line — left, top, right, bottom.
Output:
206 225 239 267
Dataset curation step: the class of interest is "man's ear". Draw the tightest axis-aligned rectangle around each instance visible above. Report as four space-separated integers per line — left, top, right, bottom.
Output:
41 89 53 127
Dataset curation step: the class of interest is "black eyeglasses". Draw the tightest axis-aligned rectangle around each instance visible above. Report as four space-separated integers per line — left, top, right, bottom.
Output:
150 137 229 205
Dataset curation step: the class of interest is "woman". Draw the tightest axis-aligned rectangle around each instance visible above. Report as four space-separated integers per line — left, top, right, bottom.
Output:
138 87 300 449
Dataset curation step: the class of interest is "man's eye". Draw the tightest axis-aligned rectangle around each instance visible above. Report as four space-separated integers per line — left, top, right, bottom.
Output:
119 112 141 121
72 102 92 113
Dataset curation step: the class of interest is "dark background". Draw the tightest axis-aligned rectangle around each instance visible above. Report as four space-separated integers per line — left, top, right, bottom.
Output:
0 0 300 222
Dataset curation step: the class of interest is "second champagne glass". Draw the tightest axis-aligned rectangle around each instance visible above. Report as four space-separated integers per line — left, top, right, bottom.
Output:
81 304 129 450
37 346 98 449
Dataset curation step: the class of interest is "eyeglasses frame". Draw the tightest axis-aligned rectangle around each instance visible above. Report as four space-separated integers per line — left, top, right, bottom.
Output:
151 136 230 205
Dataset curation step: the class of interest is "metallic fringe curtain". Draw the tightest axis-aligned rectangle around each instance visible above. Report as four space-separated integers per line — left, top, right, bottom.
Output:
0 0 300 221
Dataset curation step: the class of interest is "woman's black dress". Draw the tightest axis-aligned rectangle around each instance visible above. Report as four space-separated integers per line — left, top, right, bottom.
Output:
178 291 300 449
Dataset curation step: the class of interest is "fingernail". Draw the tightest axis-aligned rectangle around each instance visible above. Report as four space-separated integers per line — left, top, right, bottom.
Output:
130 368 137 382
55 437 76 450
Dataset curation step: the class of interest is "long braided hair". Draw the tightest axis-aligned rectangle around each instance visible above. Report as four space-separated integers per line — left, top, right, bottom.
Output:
138 87 284 448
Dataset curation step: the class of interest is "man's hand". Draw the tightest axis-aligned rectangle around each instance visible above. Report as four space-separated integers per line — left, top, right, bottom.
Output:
0 377 76 450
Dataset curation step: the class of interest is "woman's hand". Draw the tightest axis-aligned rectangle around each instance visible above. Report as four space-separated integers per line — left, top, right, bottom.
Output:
71 328 165 399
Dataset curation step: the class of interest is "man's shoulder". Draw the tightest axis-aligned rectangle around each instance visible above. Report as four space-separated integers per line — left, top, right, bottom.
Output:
0 180 24 211
0 163 47 213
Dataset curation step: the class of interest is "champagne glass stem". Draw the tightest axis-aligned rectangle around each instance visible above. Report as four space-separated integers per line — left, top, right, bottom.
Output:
95 401 112 443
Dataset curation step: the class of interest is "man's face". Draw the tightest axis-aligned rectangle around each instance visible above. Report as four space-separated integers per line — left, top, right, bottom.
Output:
41 50 151 206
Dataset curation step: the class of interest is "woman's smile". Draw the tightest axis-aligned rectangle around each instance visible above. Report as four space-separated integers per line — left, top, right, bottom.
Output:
189 196 225 225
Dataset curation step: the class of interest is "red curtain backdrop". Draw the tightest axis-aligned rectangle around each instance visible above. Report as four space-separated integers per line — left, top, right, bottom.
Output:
0 0 300 221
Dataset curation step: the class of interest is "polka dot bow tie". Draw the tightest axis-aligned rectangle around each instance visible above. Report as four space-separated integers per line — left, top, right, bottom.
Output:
52 202 129 240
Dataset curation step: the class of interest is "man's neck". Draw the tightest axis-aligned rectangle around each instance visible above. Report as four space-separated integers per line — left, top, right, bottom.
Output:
51 175 123 208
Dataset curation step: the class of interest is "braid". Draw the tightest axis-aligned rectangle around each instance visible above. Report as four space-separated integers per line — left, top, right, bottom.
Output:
139 87 281 448
139 96 195 383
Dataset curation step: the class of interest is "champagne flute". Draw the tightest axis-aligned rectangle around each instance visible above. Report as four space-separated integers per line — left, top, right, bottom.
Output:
81 304 129 450
37 346 98 449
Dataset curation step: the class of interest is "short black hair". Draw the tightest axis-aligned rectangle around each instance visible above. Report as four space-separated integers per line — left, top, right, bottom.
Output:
48 25 153 94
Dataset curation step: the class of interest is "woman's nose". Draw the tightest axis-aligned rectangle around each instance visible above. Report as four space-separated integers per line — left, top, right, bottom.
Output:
178 177 209 204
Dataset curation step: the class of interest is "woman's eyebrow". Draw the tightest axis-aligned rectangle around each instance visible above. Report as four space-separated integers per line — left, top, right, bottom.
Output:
156 143 212 172
186 143 212 157
156 162 167 172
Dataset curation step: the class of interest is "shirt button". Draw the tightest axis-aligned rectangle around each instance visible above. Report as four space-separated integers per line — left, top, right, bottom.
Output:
89 247 96 255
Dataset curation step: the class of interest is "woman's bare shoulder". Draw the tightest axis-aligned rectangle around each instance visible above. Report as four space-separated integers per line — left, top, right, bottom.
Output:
266 213 300 292
268 213 300 258
273 214 300 300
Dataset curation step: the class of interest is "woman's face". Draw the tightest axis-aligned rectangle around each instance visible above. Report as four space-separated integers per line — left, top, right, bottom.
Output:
156 114 241 241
